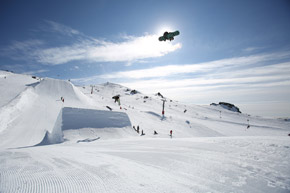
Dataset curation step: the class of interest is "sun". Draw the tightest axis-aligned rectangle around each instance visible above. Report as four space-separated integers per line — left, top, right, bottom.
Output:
156 25 174 36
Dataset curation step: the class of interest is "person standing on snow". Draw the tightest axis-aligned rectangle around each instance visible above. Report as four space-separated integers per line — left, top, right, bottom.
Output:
170 130 173 138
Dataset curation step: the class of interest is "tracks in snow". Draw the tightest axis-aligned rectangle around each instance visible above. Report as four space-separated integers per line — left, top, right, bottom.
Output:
1 137 289 193
0 151 107 193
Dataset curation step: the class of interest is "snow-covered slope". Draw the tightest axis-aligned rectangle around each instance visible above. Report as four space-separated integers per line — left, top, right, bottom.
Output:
0 76 94 148
0 71 39 108
80 82 289 138
0 71 289 193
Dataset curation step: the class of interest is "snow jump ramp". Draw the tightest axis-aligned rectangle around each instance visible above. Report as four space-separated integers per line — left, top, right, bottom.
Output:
38 107 134 145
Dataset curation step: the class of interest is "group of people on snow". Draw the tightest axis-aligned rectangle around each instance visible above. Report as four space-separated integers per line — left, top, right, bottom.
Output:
111 93 174 138
133 125 173 138
133 125 145 136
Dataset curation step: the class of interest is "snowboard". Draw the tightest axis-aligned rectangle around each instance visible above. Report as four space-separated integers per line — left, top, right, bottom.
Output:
159 31 180 41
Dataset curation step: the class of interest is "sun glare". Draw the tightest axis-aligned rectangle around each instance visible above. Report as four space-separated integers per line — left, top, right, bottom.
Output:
157 25 174 36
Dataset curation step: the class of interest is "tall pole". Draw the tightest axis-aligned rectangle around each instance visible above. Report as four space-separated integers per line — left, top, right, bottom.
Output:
162 100 165 116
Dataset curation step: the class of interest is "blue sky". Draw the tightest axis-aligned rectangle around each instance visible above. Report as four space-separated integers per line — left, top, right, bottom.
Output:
1 0 290 117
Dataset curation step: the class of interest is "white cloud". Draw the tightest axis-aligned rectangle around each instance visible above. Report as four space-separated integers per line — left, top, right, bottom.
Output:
243 46 265 52
7 39 44 51
33 44 88 65
2 40 45 61
98 52 290 79
3 21 182 65
44 20 81 36
22 69 49 75
72 53 290 91
86 35 181 63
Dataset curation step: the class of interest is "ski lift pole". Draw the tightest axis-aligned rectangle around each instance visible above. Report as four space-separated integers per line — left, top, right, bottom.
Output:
162 99 166 116
91 85 94 94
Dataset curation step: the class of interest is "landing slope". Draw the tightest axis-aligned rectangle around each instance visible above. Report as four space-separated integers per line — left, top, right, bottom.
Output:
0 71 39 107
0 77 93 148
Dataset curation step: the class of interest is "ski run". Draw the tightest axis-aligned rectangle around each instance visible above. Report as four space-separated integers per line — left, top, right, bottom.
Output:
0 70 290 193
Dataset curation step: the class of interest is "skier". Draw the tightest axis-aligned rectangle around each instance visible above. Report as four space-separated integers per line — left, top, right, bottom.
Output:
170 130 173 138
137 126 140 134
154 130 158 135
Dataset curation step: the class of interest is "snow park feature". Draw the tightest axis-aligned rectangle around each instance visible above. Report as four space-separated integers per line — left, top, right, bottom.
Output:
0 70 290 193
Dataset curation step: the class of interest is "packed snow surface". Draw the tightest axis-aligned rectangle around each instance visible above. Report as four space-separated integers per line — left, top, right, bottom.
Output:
0 71 289 193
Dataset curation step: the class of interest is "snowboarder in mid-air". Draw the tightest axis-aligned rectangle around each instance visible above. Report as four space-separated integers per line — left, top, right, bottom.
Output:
159 31 180 41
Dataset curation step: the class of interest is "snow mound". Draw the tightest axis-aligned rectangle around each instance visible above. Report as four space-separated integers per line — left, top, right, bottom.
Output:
62 107 132 130
0 71 39 107
0 78 93 148
61 107 134 142
34 78 89 104
37 107 134 145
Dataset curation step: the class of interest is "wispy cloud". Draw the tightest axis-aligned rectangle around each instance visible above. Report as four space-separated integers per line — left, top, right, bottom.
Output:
33 34 181 65
97 52 290 79
43 20 81 36
22 69 50 75
2 40 45 61
2 21 182 65
242 46 266 52
120 71 290 91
